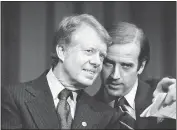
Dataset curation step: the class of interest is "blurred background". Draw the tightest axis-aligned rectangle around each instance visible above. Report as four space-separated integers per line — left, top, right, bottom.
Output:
2 1 176 96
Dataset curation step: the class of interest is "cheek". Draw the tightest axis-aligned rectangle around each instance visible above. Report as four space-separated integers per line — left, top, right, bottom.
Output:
123 71 138 87
64 55 82 76
71 53 86 69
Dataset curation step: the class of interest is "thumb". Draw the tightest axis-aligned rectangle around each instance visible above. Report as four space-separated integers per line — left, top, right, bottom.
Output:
163 83 176 106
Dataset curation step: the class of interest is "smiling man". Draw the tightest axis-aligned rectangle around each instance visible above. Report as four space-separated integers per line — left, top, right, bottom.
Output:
2 14 121 129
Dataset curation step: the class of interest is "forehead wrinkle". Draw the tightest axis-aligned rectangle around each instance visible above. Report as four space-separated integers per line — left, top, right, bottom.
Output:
107 51 134 59
108 45 132 57
106 54 135 65
107 48 138 64
83 43 106 52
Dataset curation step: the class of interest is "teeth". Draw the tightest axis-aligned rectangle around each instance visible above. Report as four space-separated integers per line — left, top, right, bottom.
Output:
83 69 95 74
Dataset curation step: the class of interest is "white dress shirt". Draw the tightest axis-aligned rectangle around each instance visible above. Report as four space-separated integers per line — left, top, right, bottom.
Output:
124 79 138 120
46 68 78 119
108 79 138 120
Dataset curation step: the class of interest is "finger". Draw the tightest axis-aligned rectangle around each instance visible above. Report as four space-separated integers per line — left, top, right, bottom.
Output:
167 76 174 79
153 77 176 97
163 93 174 106
162 78 176 91
163 84 176 106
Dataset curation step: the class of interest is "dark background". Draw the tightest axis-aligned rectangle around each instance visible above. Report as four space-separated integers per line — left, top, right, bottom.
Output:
1 1 176 95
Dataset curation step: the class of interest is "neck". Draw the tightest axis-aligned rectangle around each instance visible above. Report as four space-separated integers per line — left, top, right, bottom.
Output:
53 63 85 91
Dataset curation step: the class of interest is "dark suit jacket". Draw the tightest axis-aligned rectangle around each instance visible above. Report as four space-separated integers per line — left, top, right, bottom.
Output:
2 71 121 129
94 80 176 129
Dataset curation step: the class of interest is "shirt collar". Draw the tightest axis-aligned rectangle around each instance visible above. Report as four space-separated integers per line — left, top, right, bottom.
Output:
46 68 78 101
124 79 138 109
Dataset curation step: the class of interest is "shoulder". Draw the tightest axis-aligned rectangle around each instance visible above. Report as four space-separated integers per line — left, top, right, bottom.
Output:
138 79 162 96
2 70 49 100
2 80 32 93
135 80 154 109
145 78 160 91
138 79 154 94
2 80 34 103
138 79 151 89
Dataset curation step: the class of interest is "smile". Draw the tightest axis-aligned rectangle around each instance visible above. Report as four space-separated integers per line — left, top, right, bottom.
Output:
83 69 96 74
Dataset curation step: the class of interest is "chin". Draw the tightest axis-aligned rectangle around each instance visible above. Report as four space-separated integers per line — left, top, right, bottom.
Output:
83 80 94 86
78 79 94 87
107 88 123 97
81 75 97 85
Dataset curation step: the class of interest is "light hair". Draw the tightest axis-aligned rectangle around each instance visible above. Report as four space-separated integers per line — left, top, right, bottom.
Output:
51 14 112 67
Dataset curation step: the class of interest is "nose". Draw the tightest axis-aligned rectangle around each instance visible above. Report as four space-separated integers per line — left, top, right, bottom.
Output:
110 64 120 79
89 53 101 68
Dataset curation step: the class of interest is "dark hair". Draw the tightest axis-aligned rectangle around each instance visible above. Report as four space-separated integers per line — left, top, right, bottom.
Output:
109 22 150 69
51 14 112 67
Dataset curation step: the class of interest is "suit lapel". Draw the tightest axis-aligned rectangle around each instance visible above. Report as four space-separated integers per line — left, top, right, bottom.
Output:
72 92 105 129
135 80 154 129
25 71 60 129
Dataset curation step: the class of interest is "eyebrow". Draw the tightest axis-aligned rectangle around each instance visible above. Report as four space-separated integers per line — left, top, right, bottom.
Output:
121 62 134 66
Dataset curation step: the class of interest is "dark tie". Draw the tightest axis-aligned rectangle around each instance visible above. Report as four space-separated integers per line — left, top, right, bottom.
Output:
57 88 73 129
114 97 136 130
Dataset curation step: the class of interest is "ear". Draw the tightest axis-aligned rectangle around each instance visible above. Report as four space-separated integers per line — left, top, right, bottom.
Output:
56 45 65 62
137 60 146 75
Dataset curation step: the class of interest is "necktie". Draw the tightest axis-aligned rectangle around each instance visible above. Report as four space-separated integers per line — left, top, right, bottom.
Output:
57 88 73 129
114 97 136 130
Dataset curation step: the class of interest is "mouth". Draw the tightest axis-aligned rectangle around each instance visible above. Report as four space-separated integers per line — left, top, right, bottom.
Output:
83 69 96 75
107 83 122 89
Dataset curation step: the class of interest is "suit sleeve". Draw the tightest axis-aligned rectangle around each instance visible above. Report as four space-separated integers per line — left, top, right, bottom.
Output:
1 86 23 129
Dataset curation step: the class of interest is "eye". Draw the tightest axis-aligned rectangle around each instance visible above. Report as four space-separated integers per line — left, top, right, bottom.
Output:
121 63 133 69
85 49 94 55
86 50 92 52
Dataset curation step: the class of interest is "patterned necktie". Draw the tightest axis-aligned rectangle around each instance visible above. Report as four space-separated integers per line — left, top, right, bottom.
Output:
57 88 73 129
114 97 136 130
